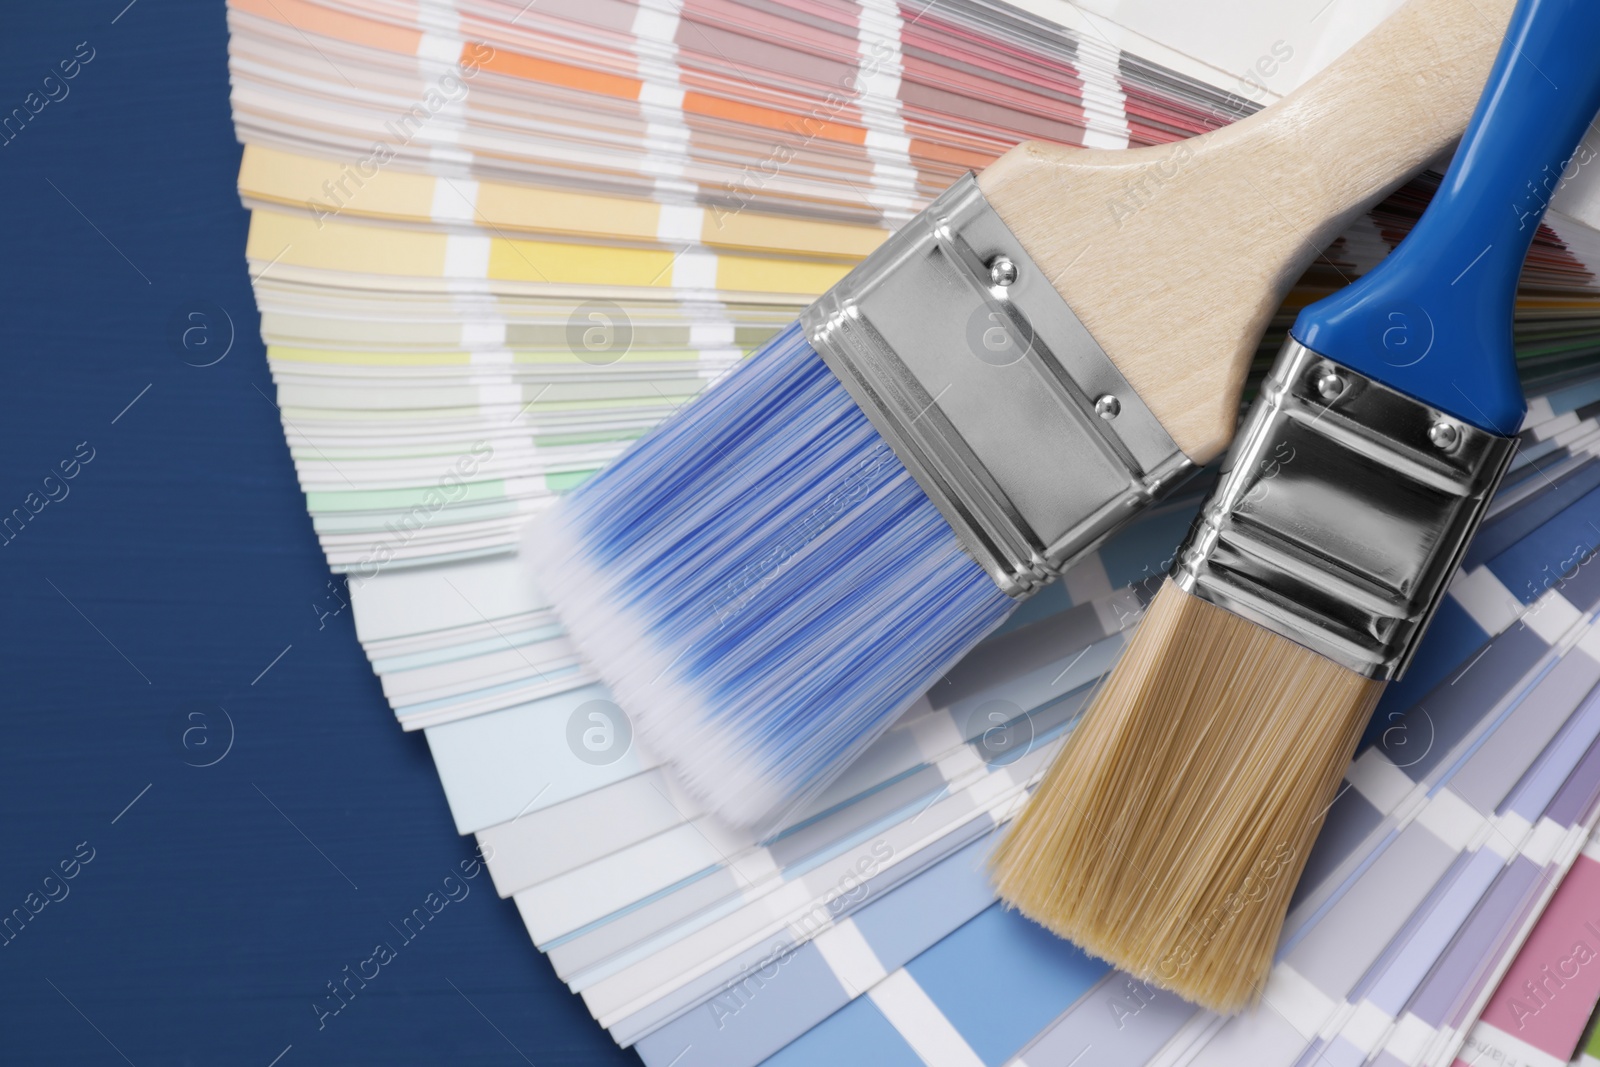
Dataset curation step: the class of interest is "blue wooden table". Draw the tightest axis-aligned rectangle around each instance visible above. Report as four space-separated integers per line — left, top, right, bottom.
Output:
0 2 639 1062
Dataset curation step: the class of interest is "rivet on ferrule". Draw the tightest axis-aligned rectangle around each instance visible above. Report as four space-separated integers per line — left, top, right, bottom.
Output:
1315 367 1347 401
1429 420 1461 451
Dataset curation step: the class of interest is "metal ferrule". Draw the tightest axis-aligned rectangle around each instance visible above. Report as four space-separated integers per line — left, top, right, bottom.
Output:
1172 338 1518 680
800 173 1194 597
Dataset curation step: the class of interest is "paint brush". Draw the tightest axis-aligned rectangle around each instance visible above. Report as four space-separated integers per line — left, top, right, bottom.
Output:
991 0 1600 1014
525 0 1518 828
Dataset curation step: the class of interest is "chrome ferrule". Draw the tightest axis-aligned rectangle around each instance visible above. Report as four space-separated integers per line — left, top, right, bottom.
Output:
800 173 1195 598
1172 338 1518 680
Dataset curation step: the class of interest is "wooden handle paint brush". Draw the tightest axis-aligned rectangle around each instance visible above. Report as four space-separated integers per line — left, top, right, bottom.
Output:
525 0 1517 829
991 0 1600 1015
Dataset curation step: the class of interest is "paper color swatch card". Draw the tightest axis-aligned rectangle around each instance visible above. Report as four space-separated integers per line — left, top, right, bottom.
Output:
225 0 1600 1062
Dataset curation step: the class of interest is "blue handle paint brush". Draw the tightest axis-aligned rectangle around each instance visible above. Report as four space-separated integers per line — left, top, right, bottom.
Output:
992 0 1600 1014
525 0 1520 828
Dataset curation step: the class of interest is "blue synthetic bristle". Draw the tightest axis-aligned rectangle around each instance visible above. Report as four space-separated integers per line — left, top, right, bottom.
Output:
526 321 1017 827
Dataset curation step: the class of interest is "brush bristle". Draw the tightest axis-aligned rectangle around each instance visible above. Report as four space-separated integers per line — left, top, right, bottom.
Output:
990 578 1384 1013
526 322 1016 828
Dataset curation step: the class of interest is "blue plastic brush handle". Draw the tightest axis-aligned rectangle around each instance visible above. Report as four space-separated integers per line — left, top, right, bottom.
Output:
1291 0 1600 435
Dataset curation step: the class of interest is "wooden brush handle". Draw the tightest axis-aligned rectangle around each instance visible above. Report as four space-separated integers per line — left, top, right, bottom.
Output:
977 0 1514 462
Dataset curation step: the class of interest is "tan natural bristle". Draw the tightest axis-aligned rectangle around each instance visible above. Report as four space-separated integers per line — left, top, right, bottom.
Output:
990 579 1385 1014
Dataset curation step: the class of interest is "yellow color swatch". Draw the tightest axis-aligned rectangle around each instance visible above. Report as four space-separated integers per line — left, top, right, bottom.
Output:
488 238 679 286
247 211 447 277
